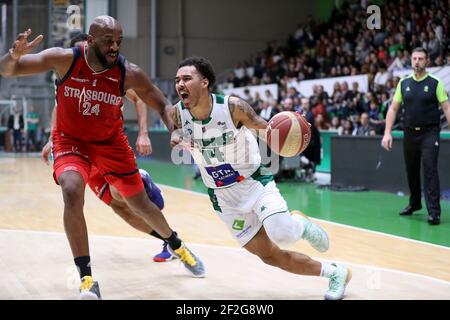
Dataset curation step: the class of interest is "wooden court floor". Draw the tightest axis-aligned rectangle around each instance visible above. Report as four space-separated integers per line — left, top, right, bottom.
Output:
0 157 449 300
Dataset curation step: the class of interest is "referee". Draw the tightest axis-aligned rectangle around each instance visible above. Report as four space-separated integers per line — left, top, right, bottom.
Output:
382 47 450 225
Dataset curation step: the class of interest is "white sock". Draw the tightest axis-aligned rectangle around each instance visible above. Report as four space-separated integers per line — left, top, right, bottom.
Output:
320 262 337 278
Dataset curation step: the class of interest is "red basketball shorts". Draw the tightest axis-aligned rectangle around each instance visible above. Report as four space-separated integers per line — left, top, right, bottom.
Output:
52 131 144 198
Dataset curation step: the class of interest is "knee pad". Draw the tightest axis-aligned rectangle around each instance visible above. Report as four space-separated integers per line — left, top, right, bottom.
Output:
263 212 304 246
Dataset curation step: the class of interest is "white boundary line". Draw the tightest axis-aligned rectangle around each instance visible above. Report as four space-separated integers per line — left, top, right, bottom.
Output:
1 228 449 286
159 184 450 251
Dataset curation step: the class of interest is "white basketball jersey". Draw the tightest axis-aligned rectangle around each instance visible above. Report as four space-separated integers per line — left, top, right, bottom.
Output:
177 94 261 189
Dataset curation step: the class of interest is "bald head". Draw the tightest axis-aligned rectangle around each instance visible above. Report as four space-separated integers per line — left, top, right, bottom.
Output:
89 15 122 36
87 15 123 69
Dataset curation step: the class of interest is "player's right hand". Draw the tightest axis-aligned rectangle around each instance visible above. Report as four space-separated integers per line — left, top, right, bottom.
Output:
9 29 43 60
170 130 194 149
41 141 52 165
381 133 393 151
170 133 183 148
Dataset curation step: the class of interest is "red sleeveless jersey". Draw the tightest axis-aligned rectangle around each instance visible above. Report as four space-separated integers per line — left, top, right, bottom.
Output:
55 45 126 142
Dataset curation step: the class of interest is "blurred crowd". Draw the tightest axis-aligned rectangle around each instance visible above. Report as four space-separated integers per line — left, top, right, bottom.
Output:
220 0 450 136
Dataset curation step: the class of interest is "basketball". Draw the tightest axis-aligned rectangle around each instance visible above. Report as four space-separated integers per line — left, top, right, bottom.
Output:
266 111 311 157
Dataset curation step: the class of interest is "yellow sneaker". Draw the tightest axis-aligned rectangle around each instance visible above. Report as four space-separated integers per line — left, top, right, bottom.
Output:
79 276 101 300
169 242 206 278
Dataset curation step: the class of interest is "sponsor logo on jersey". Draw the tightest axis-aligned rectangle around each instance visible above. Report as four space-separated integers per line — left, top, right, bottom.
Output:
106 76 119 83
70 77 90 83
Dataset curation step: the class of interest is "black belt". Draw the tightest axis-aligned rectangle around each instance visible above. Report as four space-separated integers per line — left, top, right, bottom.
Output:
404 125 439 132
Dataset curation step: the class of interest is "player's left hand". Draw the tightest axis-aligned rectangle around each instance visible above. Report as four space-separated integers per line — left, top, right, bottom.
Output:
41 140 52 165
136 133 152 155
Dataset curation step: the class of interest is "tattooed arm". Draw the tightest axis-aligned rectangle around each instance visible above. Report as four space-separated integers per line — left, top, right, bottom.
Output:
170 105 182 129
169 105 184 147
229 96 268 141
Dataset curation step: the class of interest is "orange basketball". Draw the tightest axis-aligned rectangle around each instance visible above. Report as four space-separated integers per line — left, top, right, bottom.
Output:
266 111 311 157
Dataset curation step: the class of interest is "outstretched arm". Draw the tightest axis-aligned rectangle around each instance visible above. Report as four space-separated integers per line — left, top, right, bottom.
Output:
0 29 71 77
125 89 152 155
124 62 174 133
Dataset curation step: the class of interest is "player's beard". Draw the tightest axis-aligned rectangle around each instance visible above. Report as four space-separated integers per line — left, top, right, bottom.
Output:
93 43 117 69
414 65 425 73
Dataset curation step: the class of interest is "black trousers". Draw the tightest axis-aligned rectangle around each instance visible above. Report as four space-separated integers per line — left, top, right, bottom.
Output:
403 127 441 217
12 129 23 152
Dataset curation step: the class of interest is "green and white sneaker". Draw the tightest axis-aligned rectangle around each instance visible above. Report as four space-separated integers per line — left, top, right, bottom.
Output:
291 210 329 253
324 263 352 300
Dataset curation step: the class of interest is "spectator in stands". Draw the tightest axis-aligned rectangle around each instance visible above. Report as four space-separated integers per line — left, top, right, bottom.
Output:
258 101 278 121
252 92 263 112
331 82 342 102
379 92 390 120
300 97 314 124
315 114 329 130
242 88 254 105
341 81 353 101
312 96 329 122
292 96 302 112
287 86 301 100
329 116 340 131
282 97 294 111
7 106 24 152
355 113 375 136
264 89 276 106
338 119 353 136
26 105 40 152
427 30 440 60
225 71 241 88
374 63 392 90
350 113 361 135
250 76 261 86
368 100 386 134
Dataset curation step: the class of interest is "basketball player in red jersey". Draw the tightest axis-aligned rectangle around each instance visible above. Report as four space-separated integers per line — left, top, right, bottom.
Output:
42 87 177 263
0 16 204 299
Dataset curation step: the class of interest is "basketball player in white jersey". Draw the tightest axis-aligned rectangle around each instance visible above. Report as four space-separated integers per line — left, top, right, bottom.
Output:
170 57 351 300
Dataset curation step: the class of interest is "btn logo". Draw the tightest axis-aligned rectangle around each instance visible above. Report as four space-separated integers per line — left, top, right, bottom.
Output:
232 219 245 231
424 85 429 92
406 86 411 92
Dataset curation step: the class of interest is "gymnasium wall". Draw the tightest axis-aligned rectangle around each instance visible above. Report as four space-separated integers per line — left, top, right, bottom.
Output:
155 0 316 79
